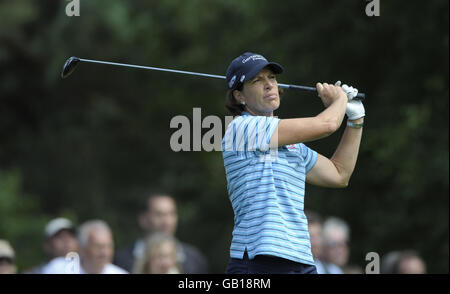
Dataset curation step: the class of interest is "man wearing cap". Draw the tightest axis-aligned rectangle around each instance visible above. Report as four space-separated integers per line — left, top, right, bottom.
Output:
41 219 128 274
0 240 17 274
25 217 79 274
222 52 365 274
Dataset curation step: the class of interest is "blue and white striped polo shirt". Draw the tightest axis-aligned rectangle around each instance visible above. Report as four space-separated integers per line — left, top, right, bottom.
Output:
222 111 318 265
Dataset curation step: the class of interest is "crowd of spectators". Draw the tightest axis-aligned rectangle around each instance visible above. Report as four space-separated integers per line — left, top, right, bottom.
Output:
305 210 427 274
0 197 427 274
1 193 208 274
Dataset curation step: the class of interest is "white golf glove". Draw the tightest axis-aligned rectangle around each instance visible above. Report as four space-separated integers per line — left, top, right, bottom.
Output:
346 99 365 120
335 80 358 101
335 81 365 120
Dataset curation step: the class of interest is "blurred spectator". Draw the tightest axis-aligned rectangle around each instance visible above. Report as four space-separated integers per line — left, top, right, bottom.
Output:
381 251 401 274
305 210 327 273
393 250 426 274
305 211 323 259
132 233 181 274
320 216 351 274
342 265 363 274
42 220 128 274
77 220 127 274
43 218 79 257
114 193 208 273
381 250 427 274
0 240 17 274
25 217 79 274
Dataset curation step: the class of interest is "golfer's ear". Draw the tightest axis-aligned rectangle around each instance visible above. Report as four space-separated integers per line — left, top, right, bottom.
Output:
233 90 243 103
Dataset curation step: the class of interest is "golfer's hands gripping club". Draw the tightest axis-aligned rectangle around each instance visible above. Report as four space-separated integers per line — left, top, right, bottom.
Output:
316 82 348 108
335 81 358 101
335 81 365 120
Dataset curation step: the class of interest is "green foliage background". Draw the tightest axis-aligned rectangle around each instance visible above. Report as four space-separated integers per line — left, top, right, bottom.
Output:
0 0 448 273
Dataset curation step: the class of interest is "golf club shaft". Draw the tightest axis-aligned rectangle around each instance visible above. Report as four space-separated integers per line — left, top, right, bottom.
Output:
79 58 225 79
77 58 365 99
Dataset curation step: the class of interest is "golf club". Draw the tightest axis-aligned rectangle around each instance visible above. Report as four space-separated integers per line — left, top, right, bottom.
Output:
61 57 365 100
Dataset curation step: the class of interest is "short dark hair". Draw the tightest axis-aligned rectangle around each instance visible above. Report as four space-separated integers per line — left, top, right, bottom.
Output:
145 194 175 212
0 257 14 264
225 83 245 116
138 191 175 214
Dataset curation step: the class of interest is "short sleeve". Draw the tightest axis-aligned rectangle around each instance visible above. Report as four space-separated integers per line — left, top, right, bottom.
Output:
299 143 318 173
223 115 280 152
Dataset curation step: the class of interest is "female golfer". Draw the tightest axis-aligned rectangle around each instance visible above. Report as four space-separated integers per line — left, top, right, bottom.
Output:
222 52 365 274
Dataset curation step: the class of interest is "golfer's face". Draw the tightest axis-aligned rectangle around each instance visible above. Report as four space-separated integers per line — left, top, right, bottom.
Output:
241 68 280 116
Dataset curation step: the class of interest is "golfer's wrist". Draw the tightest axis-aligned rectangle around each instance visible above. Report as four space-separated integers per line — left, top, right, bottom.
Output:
348 117 364 123
347 117 364 128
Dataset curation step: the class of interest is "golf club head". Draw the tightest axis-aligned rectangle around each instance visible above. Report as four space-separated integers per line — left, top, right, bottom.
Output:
61 56 80 78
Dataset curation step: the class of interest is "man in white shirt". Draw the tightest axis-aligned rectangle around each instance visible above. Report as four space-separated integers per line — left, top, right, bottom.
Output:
25 217 79 274
318 217 350 274
43 220 127 274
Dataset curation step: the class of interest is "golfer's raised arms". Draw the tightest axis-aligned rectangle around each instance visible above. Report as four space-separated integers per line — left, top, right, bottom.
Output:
270 82 348 148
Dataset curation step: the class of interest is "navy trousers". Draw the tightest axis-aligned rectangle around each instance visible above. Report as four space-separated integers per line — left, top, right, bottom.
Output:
226 251 317 274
